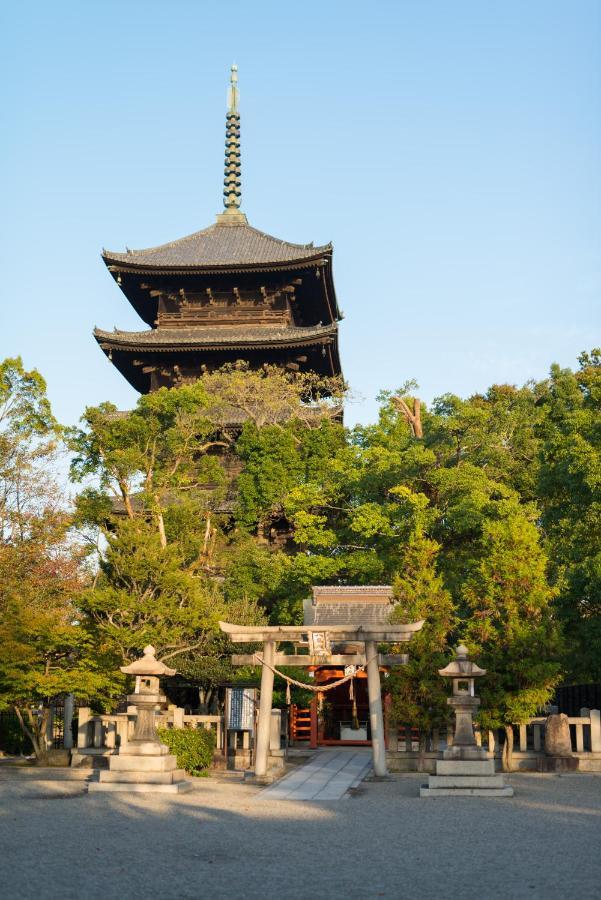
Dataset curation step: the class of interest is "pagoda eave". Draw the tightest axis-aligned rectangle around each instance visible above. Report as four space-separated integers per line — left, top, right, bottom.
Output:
102 251 331 277
93 323 338 353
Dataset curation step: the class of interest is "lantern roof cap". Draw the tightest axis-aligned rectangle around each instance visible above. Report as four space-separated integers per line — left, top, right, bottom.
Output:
438 644 486 678
120 645 176 677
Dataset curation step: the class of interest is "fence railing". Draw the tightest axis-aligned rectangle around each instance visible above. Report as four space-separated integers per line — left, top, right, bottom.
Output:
386 709 601 772
391 709 600 755
76 706 224 756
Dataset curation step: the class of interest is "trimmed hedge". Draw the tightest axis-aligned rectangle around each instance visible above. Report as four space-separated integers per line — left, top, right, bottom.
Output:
158 726 215 775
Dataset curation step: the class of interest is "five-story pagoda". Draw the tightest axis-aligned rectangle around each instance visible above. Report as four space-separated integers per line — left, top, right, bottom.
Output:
95 65 342 394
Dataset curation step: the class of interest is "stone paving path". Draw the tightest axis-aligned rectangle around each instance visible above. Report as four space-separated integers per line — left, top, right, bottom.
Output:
258 749 372 801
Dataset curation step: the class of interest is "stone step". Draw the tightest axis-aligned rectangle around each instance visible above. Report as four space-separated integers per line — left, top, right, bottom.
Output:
110 754 177 773
428 775 506 789
98 769 187 784
0 767 93 781
420 785 514 798
436 760 495 776
88 780 193 794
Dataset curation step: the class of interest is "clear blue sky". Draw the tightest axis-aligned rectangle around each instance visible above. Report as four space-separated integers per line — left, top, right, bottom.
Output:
1 1 599 427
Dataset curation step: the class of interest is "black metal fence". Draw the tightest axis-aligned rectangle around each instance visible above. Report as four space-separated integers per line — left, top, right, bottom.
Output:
0 699 79 755
556 684 601 717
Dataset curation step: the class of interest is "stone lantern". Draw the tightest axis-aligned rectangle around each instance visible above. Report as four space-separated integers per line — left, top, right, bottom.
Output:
420 643 513 798
89 645 191 794
438 643 487 761
120 645 175 750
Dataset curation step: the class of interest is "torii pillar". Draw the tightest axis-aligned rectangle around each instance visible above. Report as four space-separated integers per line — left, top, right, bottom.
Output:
254 640 275 779
365 640 387 777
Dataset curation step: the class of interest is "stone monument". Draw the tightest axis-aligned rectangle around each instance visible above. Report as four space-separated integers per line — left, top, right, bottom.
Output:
420 644 513 797
89 646 191 794
537 713 578 772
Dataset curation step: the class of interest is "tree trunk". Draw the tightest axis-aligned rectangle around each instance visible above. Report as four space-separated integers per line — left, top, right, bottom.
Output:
118 480 135 519
198 688 211 715
14 705 48 763
154 497 167 548
392 396 423 439
200 515 214 568
502 724 514 772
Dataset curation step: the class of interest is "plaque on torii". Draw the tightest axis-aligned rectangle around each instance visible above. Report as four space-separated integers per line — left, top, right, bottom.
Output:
219 617 424 782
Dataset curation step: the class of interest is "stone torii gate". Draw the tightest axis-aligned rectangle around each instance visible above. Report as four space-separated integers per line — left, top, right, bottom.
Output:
219 620 424 781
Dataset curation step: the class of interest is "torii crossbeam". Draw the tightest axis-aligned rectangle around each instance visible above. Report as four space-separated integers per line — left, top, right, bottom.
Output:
219 619 424 781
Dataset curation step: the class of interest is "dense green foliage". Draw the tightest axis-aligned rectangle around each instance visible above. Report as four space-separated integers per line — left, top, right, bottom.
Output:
387 535 456 752
0 359 121 759
1 350 598 764
157 726 216 775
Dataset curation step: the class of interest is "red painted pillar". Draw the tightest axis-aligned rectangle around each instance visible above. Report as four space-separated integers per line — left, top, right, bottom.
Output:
310 695 318 749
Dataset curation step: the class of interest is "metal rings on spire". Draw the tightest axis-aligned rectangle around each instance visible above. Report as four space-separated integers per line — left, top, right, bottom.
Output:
223 64 241 209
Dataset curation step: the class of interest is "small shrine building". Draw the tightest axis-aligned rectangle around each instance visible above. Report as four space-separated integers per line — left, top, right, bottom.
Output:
296 586 407 747
222 586 424 779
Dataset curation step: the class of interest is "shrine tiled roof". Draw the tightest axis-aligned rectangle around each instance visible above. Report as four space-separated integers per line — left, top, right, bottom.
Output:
94 323 337 351
303 587 394 628
308 603 393 627
102 220 331 270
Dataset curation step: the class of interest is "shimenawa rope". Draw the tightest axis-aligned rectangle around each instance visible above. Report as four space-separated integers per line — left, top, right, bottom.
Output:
252 653 379 693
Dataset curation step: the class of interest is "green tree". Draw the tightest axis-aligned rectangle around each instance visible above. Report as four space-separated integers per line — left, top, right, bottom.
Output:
0 358 117 761
388 534 456 770
463 514 563 770
0 532 119 761
537 351 601 680
80 518 226 663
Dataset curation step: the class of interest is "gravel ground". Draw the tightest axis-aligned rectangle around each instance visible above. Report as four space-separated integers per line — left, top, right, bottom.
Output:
0 772 600 900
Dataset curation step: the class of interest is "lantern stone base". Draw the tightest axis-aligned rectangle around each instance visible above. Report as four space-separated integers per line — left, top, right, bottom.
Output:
89 745 192 794
420 757 513 797
89 780 192 794
442 744 489 762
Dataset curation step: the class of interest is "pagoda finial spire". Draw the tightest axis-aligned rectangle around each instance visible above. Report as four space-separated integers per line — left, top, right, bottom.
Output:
223 63 241 211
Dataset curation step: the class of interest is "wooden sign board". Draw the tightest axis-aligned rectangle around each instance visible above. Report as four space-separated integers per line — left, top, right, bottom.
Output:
226 687 256 731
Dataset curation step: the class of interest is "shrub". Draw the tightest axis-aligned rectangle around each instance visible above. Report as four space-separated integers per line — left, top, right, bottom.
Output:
0 712 30 755
158 726 215 775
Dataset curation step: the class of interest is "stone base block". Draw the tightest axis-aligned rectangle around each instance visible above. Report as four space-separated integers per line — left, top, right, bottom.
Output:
89 780 192 794
98 768 187 785
436 759 495 776
422 756 513 797
420 785 514 798
42 750 72 767
244 771 278 785
428 775 506 789
536 756 579 773
70 749 114 768
110 753 177 773
443 746 489 762
118 741 170 757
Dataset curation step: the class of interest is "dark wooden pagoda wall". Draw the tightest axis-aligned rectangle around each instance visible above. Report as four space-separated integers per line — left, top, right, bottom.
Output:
156 284 295 329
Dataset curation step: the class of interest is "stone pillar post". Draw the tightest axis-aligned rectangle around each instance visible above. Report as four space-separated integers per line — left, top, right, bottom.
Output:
93 718 103 749
77 707 90 749
589 709 601 753
44 706 55 751
63 695 74 750
254 640 275 779
115 715 129 751
365 640 387 777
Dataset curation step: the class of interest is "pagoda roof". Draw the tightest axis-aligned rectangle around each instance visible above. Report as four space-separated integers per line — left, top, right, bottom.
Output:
94 323 337 352
102 219 332 272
